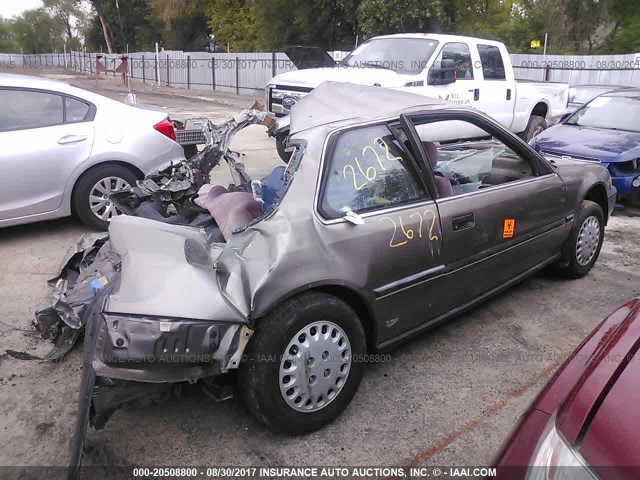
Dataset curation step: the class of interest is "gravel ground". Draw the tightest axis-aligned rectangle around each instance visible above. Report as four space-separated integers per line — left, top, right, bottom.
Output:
0 67 639 474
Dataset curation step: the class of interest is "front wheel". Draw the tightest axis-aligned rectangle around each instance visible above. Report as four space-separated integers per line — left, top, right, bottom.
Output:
238 293 366 434
519 115 547 142
557 200 605 279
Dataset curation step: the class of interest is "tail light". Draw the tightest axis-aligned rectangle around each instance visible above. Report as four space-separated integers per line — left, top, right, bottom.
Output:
153 119 176 141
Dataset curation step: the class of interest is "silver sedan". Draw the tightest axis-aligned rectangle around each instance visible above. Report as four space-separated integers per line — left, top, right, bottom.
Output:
0 73 185 230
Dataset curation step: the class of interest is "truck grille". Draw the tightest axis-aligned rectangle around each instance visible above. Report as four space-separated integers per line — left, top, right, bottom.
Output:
268 84 313 117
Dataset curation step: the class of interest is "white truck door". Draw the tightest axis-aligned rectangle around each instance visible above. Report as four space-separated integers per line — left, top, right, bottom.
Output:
473 44 517 129
427 41 478 107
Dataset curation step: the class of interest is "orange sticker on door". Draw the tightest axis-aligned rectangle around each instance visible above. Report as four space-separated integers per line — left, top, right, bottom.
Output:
503 219 516 238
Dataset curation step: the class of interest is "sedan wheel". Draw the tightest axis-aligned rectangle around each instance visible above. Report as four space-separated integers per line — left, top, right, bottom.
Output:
73 165 138 231
279 321 352 412
89 176 131 222
575 215 601 266
239 293 366 434
558 200 605 279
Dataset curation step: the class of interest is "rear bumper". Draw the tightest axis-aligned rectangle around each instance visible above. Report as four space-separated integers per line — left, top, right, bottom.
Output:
93 310 252 383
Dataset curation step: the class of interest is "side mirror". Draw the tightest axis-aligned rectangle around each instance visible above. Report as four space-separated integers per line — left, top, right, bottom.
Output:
427 59 456 86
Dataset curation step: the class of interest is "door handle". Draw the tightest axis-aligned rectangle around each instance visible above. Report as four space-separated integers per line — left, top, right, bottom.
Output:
473 88 480 101
452 212 475 231
506 88 512 100
58 135 87 145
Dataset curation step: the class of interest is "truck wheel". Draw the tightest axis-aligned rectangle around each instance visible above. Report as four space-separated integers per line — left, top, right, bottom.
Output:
558 200 605 279
520 115 547 142
238 293 366 434
276 137 292 164
73 164 138 231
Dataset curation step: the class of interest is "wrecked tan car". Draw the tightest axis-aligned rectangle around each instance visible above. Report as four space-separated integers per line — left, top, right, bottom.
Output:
59 82 615 475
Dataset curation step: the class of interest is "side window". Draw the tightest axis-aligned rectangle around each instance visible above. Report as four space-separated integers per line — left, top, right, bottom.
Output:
0 89 64 131
477 45 506 80
416 120 535 197
433 42 474 79
321 124 428 219
65 97 90 123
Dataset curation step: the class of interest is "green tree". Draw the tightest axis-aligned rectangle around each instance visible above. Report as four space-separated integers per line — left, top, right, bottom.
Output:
86 0 161 53
12 8 66 53
148 0 210 51
205 0 257 51
356 0 446 38
43 0 89 50
0 17 19 53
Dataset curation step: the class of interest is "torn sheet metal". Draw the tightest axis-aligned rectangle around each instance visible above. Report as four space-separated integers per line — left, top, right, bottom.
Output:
34 234 121 360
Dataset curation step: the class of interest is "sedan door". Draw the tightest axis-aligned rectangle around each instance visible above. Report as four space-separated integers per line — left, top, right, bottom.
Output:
316 122 448 345
403 111 570 313
0 88 94 221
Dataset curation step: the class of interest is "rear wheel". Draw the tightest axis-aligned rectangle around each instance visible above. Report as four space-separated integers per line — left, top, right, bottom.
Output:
238 293 366 434
557 200 605 278
73 164 137 230
519 115 547 142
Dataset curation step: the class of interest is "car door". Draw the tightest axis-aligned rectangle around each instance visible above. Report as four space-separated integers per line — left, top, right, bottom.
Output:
0 88 95 221
316 122 448 344
402 111 570 312
473 44 517 129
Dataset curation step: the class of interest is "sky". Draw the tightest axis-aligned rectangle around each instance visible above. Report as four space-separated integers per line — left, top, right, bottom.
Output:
0 0 43 19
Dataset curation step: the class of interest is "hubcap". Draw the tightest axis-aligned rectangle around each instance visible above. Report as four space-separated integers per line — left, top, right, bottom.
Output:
279 321 351 413
89 176 131 221
576 215 600 266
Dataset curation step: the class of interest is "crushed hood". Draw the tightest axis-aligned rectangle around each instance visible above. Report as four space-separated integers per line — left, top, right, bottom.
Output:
288 81 447 135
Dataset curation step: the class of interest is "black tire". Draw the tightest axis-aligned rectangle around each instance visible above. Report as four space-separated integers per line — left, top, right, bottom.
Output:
557 200 605 279
238 293 366 434
73 164 138 231
519 115 547 142
182 144 198 159
276 136 292 164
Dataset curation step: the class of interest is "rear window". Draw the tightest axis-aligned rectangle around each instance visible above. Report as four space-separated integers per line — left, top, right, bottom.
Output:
477 45 506 80
0 89 64 131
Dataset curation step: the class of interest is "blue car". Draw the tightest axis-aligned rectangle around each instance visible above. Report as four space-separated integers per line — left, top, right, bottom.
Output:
530 89 640 205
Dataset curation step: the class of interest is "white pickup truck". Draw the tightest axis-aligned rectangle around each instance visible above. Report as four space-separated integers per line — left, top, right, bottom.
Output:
267 33 568 155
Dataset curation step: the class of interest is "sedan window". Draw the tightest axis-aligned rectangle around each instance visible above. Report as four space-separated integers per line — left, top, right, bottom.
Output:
416 120 535 196
0 89 64 131
65 97 90 123
321 124 428 219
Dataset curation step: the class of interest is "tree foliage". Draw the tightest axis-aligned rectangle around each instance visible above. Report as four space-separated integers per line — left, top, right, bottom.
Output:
205 0 257 52
11 9 67 53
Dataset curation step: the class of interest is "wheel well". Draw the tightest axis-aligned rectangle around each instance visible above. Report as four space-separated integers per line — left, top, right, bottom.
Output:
71 161 143 213
584 183 609 224
312 285 378 352
531 102 548 118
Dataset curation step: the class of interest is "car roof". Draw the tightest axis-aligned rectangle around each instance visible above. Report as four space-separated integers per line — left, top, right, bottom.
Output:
369 33 504 47
0 72 73 91
290 81 454 135
601 88 640 98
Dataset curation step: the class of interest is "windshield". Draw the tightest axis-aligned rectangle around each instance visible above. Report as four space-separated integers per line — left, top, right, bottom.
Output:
341 38 439 74
566 95 640 132
569 87 611 105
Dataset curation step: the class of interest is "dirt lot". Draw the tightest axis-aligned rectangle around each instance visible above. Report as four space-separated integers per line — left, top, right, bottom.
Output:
1 68 639 471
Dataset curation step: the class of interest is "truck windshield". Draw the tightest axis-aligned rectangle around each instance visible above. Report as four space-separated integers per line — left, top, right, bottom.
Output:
566 95 640 132
340 38 439 75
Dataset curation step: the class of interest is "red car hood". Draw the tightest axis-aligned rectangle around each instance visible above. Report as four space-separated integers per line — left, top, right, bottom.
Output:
556 299 640 473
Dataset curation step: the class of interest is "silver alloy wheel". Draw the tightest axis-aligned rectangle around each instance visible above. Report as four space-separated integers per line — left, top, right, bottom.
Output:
89 176 131 221
279 321 352 413
576 215 601 266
